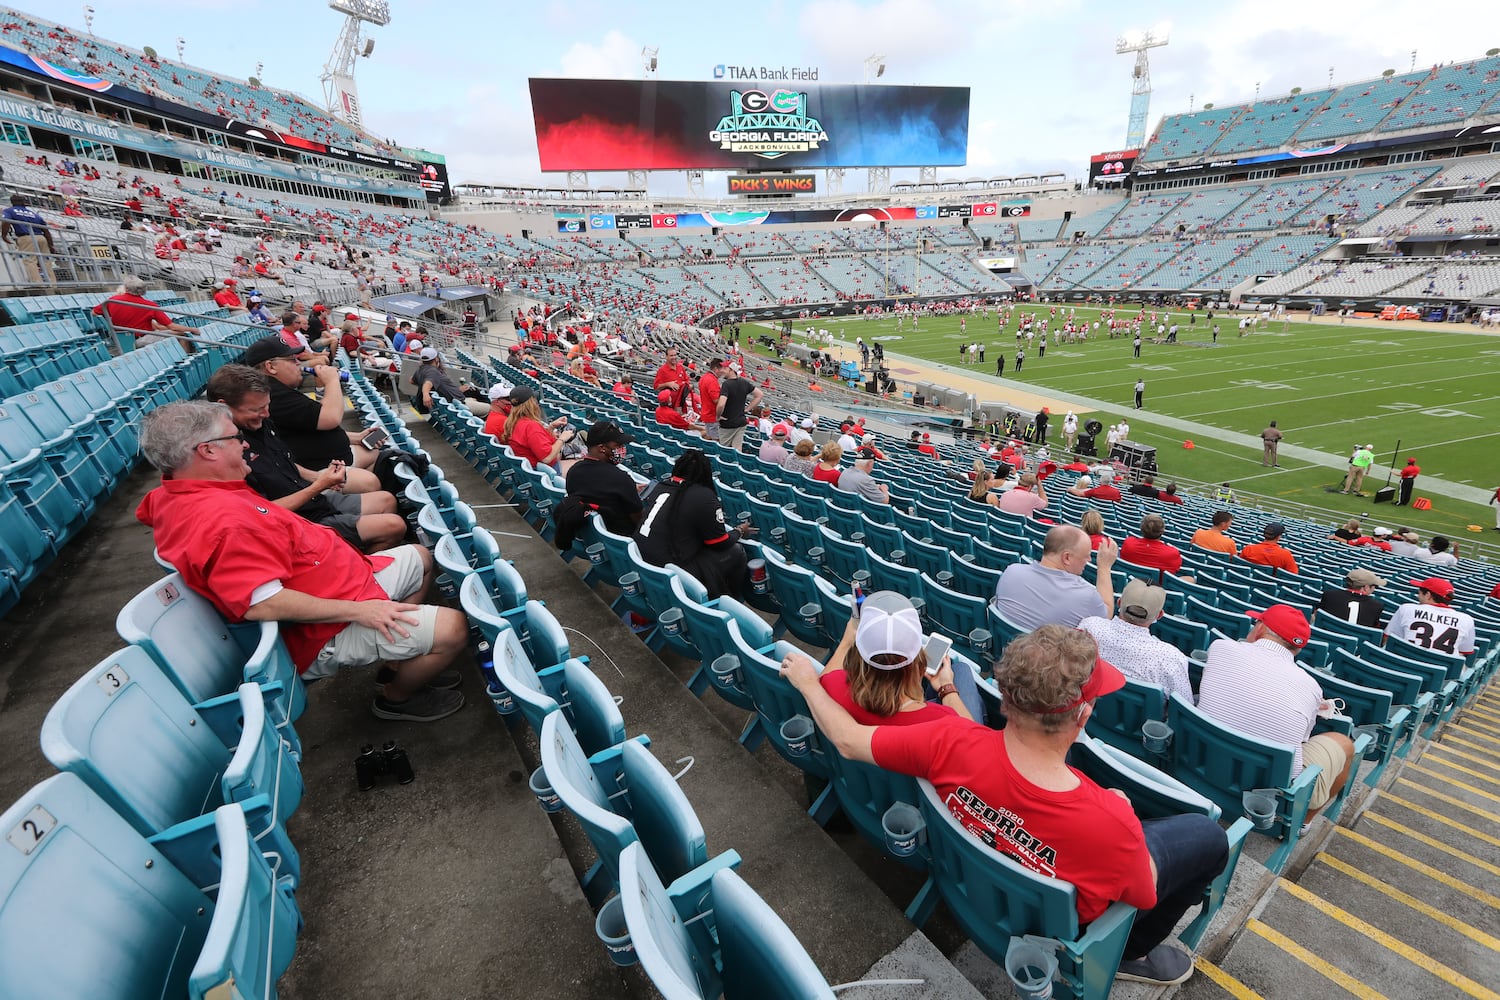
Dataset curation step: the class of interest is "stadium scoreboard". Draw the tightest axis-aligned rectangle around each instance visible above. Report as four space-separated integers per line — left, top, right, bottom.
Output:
528 78 970 172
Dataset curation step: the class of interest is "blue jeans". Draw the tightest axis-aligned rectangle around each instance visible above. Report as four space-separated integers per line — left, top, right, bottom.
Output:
1126 814 1228 957
922 663 987 725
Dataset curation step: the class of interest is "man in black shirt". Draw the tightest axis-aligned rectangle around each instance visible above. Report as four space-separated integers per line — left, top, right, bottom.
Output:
207 364 406 552
564 421 644 536
1315 568 1387 629
240 336 379 471
715 371 761 453
1129 475 1160 499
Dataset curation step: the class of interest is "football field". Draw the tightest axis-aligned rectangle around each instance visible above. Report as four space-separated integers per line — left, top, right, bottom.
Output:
797 306 1500 537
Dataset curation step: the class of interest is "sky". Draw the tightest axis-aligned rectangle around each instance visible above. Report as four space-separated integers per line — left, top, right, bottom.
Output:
50 0 1500 195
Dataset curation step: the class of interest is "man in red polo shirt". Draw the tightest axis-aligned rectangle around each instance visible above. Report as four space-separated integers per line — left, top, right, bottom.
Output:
653 346 690 409
1396 457 1420 507
135 399 467 723
1119 513 1184 579
1084 475 1124 502
92 274 195 348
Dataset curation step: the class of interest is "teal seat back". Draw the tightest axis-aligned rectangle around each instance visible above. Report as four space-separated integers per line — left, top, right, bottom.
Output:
1086 677 1168 758
735 638 833 779
0 774 239 998
714 865 837 1000
1152 613 1209 657
761 549 825 648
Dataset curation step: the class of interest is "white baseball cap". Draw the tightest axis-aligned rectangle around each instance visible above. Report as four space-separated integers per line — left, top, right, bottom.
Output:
419 347 438 361
855 591 924 670
487 380 514 401
800 416 816 429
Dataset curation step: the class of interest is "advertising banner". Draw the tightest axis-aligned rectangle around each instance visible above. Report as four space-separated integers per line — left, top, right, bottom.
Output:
728 173 818 194
1088 148 1140 184
529 78 969 171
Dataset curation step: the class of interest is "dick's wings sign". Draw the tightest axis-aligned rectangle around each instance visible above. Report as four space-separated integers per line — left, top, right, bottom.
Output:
710 90 828 160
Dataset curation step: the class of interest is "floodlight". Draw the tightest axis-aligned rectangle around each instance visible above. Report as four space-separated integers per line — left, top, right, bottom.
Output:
362 38 375 57
328 0 392 25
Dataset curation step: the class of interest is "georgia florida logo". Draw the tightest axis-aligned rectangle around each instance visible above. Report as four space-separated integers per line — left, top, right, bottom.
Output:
709 90 828 160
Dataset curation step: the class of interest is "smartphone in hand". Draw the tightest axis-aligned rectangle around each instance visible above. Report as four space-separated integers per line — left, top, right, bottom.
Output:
923 633 953 677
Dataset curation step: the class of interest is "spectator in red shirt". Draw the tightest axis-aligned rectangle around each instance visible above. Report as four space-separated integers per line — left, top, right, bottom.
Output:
1084 476 1124 502
1120 514 1184 580
1080 509 1113 551
1158 483 1185 505
136 400 467 723
654 389 701 434
697 358 725 441
811 441 844 485
504 387 576 473
653 346 690 409
611 374 634 401
92 275 195 349
779 625 1228 987
211 279 246 312
481 381 514 440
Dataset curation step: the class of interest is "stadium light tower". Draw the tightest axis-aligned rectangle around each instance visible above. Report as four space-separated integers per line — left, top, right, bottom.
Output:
864 54 886 84
82 5 94 35
321 0 391 132
641 46 659 78
1115 24 1169 149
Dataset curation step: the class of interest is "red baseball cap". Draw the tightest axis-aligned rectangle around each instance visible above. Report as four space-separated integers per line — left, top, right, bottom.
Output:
1410 578 1454 603
1247 605 1310 647
312 304 328 312
1044 651 1126 714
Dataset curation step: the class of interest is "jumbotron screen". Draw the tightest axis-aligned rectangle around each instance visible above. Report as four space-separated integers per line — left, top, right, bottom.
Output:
528 78 970 171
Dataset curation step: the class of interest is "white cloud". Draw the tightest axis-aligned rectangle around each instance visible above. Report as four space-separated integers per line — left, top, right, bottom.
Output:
557 29 644 79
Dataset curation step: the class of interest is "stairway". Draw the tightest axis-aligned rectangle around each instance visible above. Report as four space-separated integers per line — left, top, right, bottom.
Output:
1181 689 1500 999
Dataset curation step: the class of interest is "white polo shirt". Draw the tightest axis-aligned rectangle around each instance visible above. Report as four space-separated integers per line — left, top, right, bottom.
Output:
1196 637 1323 775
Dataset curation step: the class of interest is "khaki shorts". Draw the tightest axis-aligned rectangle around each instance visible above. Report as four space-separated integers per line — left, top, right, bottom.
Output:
1301 733 1351 810
305 545 434 679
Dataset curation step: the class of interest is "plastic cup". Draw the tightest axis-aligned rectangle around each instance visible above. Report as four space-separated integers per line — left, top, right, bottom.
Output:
1142 719 1173 754
594 895 637 967
780 715 815 758
799 602 822 630
881 802 926 858
808 546 825 566
1005 937 1058 1000
586 543 605 565
618 571 641 596
1242 789 1277 830
487 682 517 716
658 607 684 637
529 766 563 814
710 654 742 691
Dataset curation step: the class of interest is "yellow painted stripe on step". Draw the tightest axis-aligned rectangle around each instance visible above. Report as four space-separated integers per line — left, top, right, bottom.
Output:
1455 718 1500 740
1246 920 1386 1000
1422 751 1500 787
1461 704 1500 721
1359 814 1500 880
1378 791 1500 849
1275 881 1500 1000
1462 706 1500 727
1449 725 1500 750
1332 827 1500 909
1194 957 1267 1000
1317 854 1500 953
1444 735 1500 766
1406 762 1500 805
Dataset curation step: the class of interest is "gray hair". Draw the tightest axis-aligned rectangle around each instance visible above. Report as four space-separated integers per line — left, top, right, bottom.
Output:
122 275 147 295
140 400 232 474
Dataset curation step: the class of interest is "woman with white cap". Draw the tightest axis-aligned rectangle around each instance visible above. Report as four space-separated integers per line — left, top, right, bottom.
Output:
783 591 975 725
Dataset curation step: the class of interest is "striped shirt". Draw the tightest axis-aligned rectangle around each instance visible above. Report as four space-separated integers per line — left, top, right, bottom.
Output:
1195 638 1322 775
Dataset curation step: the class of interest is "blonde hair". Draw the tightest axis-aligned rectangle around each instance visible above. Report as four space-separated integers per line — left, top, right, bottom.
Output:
819 441 843 464
794 438 815 457
1016 472 1038 490
969 459 992 501
1080 509 1105 536
842 644 929 717
502 395 544 440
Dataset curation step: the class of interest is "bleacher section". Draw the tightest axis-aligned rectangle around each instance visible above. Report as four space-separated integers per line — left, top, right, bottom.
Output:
1140 107 1247 163
1205 89 1336 156
1376 56 1500 132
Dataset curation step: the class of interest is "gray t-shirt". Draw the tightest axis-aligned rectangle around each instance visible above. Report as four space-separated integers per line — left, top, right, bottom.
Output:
836 465 886 503
417 362 463 402
991 562 1106 630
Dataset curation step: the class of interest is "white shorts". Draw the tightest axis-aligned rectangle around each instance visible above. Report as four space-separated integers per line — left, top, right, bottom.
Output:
304 545 434 679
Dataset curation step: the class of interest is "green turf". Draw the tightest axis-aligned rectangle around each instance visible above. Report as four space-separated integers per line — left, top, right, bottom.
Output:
793 306 1500 539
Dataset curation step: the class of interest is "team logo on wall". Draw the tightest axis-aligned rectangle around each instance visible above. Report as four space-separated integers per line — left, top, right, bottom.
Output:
709 90 829 160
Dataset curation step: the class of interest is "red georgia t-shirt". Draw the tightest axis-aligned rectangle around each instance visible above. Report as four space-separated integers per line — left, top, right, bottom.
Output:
508 418 557 466
872 721 1157 923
